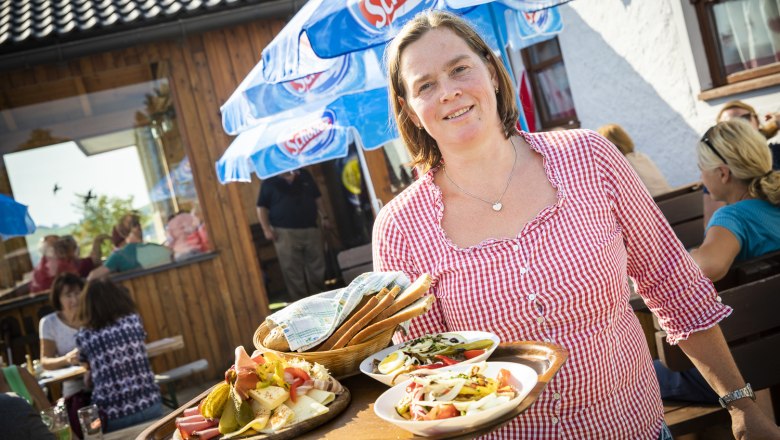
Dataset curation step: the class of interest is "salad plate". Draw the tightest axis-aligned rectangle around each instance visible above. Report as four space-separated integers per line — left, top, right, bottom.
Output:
373 361 538 437
359 331 500 386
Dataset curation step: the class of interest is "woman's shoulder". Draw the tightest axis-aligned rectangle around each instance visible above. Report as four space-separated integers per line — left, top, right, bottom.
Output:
378 172 433 218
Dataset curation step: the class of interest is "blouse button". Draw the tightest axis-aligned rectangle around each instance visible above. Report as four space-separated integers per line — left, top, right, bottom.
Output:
543 338 551 342
527 293 536 301
512 244 520 251
519 267 528 274
716 296 723 303
536 316 544 324
551 416 559 425
553 392 561 400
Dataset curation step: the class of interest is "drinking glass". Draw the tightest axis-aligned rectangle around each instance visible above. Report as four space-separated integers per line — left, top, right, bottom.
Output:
77 405 103 440
40 406 71 440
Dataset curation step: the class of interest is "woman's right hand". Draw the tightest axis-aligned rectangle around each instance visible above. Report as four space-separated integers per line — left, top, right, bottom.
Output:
64 348 79 367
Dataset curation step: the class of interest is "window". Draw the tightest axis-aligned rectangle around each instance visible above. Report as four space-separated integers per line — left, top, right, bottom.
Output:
694 0 780 87
520 37 579 130
1 73 210 283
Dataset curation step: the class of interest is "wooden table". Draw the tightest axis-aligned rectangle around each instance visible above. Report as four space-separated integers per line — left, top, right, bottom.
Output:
38 335 186 400
141 341 569 440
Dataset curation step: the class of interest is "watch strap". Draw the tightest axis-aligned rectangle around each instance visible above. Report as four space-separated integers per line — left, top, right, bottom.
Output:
718 383 755 408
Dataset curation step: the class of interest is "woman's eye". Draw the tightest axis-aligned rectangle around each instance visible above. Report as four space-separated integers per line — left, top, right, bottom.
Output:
418 83 432 93
453 65 468 74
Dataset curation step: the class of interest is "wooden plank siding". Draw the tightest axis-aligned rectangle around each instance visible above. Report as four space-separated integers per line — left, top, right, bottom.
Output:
0 19 290 380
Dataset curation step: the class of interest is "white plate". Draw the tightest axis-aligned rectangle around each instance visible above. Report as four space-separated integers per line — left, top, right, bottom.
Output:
359 331 500 386
373 362 538 437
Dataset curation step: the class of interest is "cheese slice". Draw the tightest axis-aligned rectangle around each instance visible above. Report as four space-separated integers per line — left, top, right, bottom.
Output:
260 403 295 433
305 389 335 405
285 395 329 424
248 386 289 411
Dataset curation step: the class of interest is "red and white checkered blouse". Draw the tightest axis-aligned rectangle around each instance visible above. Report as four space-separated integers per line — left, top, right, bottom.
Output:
373 129 731 439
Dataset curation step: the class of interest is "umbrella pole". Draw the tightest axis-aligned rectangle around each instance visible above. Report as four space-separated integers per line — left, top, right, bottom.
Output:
354 138 382 217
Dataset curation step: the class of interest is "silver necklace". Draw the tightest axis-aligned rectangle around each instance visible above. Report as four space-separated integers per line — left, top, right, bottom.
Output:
443 138 518 212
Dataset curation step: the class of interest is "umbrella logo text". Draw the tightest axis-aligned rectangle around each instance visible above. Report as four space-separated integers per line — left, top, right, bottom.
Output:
278 109 337 159
283 56 351 96
349 0 430 31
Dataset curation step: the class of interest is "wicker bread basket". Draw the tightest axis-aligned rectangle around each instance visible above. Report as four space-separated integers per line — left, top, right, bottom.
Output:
253 321 396 378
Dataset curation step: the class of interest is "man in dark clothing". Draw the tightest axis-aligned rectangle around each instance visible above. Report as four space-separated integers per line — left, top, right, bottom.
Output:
257 169 329 300
0 393 55 439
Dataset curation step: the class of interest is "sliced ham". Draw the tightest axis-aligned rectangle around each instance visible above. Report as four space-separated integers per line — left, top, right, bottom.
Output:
183 407 201 417
176 414 207 424
193 427 221 440
178 419 216 435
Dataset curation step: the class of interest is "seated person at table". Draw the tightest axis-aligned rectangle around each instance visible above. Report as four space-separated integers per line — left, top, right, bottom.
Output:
88 214 172 279
165 212 207 261
32 235 109 292
39 272 91 434
656 119 780 403
0 393 55 439
703 100 780 226
691 119 780 281
76 278 162 432
597 123 672 197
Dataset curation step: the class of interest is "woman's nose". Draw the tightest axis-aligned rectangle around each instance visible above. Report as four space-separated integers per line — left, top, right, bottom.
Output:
439 81 461 102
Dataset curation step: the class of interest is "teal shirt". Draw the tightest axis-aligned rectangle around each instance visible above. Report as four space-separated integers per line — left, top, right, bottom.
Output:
707 199 780 261
104 243 172 272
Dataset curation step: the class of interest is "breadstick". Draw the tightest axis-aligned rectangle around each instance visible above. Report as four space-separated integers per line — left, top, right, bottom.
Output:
348 295 435 346
368 274 432 326
317 293 381 351
329 286 401 350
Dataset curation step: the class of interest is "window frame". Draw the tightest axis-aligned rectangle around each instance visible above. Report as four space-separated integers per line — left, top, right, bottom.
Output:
692 0 780 88
519 37 580 130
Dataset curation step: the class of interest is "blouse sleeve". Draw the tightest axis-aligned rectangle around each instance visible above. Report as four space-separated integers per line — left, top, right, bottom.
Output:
372 204 448 343
589 131 731 344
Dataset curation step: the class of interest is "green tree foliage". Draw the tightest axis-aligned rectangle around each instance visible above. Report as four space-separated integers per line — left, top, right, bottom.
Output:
71 194 139 257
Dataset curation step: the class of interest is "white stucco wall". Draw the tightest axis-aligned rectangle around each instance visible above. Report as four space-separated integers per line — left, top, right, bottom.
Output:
556 0 780 187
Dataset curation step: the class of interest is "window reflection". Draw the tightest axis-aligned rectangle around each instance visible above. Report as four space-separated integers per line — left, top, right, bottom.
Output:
1 77 209 292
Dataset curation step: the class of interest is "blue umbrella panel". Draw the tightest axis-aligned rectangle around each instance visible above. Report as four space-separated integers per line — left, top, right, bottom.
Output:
0 194 37 240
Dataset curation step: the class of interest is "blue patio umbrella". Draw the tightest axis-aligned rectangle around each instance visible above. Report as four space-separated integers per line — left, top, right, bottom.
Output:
216 0 568 184
0 194 37 240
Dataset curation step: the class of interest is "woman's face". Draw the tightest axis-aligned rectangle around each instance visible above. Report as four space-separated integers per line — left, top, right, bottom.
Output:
719 107 759 130
398 28 499 148
59 285 81 314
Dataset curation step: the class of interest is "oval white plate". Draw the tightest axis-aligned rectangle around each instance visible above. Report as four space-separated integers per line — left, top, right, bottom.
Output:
359 331 500 386
373 361 538 437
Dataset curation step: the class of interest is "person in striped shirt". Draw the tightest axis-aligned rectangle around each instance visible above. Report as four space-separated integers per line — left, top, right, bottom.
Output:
375 10 779 439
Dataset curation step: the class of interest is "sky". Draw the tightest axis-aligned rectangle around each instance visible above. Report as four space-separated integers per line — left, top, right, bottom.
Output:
4 141 152 227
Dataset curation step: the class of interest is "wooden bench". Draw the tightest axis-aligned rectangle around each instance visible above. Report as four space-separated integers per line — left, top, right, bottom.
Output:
337 243 373 285
155 359 209 409
654 183 704 249
654 273 780 435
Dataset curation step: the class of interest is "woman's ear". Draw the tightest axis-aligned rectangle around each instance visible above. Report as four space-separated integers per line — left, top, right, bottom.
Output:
399 97 421 128
718 165 731 183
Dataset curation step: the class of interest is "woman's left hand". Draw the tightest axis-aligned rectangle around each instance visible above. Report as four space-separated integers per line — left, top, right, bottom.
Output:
730 402 780 439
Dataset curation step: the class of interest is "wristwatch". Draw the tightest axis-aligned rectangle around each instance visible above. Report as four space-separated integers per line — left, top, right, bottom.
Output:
718 383 756 408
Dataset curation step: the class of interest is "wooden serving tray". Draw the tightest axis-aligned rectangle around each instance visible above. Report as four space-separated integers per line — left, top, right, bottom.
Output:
296 341 568 439
141 341 567 440
139 385 351 440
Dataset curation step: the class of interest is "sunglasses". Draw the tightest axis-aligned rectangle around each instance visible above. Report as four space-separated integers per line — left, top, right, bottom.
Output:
700 127 728 164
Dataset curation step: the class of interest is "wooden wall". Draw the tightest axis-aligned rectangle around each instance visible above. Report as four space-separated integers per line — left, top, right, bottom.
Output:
0 18 291 379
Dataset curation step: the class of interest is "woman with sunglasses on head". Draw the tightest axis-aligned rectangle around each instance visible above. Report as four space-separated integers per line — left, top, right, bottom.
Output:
375 10 779 439
692 119 780 281
703 101 780 227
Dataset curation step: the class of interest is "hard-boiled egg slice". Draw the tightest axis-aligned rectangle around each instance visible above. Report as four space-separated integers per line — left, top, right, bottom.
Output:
378 350 407 375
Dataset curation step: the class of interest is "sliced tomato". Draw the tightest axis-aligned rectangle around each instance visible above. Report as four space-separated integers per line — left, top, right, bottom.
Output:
497 368 513 389
406 381 423 394
289 378 304 403
284 367 311 383
415 362 446 370
433 355 459 366
425 404 459 420
463 349 486 360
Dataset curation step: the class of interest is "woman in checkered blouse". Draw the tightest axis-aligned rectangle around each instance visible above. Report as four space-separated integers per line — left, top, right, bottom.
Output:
374 10 779 439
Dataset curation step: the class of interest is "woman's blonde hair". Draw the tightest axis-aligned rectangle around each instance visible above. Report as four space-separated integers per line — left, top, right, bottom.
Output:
597 124 634 155
385 10 519 172
697 119 780 205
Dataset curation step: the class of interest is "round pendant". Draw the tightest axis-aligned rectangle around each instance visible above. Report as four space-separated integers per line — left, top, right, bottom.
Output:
492 202 503 212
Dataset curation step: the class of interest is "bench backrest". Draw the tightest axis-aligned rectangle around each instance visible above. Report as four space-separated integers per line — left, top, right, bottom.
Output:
656 273 780 390
714 249 780 291
337 243 373 284
654 184 704 249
